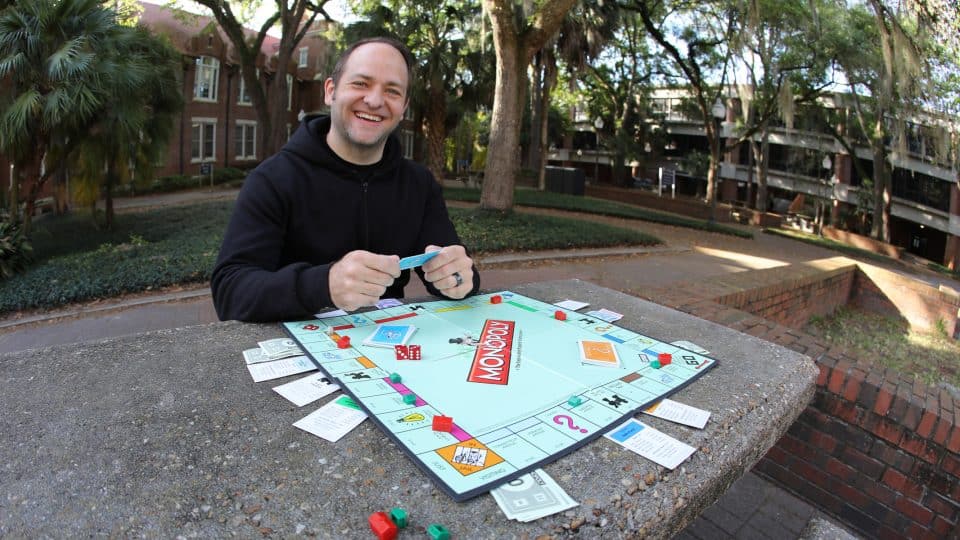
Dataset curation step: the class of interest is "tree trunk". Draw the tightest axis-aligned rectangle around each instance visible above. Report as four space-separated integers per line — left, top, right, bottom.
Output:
756 131 771 213
536 58 556 191
266 72 290 157
424 82 448 183
481 10 525 211
526 52 543 170
871 142 891 242
104 161 116 230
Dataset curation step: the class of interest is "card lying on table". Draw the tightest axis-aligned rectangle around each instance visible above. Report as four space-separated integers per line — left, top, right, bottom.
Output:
363 324 417 348
399 251 439 270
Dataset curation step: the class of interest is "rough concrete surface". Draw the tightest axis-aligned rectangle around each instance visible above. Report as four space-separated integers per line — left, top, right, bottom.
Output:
0 280 818 538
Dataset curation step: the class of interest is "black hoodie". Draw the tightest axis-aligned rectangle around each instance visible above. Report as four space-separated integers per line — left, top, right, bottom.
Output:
211 115 479 322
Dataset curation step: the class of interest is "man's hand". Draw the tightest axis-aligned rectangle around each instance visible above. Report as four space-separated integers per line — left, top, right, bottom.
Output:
329 250 400 311
421 245 474 299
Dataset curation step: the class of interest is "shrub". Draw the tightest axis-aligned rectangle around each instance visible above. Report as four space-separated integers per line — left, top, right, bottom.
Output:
0 214 33 279
212 167 247 185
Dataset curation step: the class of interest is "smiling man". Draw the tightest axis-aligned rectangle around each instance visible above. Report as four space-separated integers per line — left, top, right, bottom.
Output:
211 37 480 322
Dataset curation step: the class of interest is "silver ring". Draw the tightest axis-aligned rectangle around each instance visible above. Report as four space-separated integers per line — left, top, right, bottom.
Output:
452 272 464 287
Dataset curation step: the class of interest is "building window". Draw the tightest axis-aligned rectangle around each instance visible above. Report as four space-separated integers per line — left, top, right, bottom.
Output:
235 121 257 160
194 56 219 102
298 47 309 68
287 74 294 111
238 69 257 105
191 119 216 162
401 129 414 159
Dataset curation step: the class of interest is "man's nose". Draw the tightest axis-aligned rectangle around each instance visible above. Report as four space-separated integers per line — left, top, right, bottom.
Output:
363 87 384 108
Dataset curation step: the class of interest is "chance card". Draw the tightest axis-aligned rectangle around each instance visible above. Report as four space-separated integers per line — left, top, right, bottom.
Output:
363 324 417 348
578 339 621 367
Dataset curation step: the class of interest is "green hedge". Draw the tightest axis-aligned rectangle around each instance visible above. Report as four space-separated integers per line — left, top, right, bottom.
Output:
0 202 660 314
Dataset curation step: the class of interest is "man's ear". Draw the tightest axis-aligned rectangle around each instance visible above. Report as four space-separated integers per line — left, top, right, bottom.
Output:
324 78 335 106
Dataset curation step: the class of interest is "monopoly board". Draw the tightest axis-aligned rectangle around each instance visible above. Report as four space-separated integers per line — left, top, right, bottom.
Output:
282 291 717 501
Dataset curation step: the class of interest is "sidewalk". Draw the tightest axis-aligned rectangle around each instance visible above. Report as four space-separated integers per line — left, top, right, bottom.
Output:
1 188 872 539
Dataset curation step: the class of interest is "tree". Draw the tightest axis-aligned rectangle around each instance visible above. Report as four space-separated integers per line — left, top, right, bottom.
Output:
729 0 833 213
183 0 332 157
528 1 620 189
0 0 128 233
828 1 927 242
345 0 487 182
624 0 738 216
577 10 656 187
68 25 183 229
479 0 576 211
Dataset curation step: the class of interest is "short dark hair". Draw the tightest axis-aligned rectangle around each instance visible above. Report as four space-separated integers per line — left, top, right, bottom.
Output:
330 37 415 98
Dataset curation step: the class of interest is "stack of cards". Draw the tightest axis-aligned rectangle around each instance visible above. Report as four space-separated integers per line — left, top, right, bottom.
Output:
578 339 621 368
490 469 578 522
363 324 417 349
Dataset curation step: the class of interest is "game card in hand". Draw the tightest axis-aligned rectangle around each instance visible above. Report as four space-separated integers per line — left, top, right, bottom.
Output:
578 339 621 368
398 251 439 270
363 324 417 348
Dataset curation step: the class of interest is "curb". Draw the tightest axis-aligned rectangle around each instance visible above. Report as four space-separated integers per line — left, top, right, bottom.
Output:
0 246 686 332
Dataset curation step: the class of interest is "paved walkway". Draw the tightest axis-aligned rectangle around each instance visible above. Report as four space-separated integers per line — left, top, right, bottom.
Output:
0 187 894 538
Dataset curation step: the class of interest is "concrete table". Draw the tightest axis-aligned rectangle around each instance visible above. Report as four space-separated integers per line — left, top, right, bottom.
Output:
0 280 817 538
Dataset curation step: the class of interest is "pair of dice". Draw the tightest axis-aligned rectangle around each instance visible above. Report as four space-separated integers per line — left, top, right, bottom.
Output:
394 344 421 360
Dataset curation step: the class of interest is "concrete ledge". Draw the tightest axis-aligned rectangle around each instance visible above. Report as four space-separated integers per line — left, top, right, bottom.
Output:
0 280 817 538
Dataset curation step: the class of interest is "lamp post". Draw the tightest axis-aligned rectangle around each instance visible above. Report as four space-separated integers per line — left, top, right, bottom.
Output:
709 98 726 223
593 117 604 184
819 154 832 235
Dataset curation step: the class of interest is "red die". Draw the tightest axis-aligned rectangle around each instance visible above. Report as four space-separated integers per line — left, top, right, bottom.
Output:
554 310 567 321
368 511 398 540
408 345 421 360
658 352 672 366
394 345 409 360
490 295 502 304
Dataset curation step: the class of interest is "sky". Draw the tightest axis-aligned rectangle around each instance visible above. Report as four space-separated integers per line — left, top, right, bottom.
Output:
180 0 355 35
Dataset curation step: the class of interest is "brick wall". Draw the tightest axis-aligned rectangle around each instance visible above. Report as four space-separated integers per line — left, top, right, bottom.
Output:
633 257 959 538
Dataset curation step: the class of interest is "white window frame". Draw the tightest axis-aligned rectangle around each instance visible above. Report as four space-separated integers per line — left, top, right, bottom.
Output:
287 74 294 111
238 68 257 106
235 120 257 160
298 47 309 68
191 117 217 163
193 56 220 102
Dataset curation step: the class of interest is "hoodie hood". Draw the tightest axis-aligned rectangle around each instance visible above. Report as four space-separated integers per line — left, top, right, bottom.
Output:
282 114 404 180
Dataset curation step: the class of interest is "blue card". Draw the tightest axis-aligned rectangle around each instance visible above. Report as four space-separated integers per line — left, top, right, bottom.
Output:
398 251 439 270
362 324 417 348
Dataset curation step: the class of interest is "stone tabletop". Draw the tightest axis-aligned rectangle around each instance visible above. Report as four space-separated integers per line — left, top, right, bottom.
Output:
0 280 818 539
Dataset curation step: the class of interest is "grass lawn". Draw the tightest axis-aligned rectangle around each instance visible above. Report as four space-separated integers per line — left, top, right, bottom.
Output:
0 201 660 315
443 187 753 239
806 307 960 388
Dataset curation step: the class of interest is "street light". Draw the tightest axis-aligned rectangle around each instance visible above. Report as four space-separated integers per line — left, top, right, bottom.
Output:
594 118 604 184
818 154 833 234
709 98 726 223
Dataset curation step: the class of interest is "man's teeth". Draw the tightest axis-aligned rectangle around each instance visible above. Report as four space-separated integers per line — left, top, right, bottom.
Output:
356 112 383 121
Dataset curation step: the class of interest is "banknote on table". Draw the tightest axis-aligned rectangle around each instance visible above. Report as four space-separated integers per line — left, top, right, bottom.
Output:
257 337 302 360
490 468 578 522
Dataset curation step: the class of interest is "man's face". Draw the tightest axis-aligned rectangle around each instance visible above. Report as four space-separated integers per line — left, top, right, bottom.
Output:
324 42 409 165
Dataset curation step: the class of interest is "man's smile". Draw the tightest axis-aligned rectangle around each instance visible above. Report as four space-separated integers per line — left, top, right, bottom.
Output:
355 111 383 122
